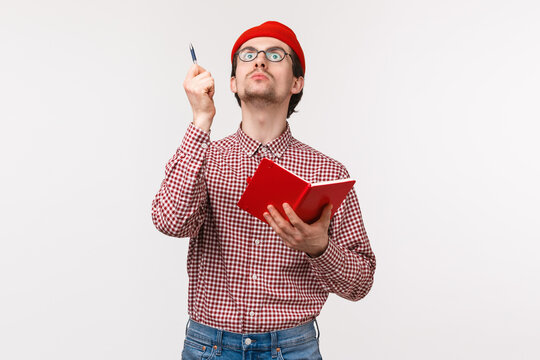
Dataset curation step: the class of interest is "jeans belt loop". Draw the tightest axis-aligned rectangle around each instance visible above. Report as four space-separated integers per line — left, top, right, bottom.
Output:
271 331 278 358
185 318 191 337
216 329 223 356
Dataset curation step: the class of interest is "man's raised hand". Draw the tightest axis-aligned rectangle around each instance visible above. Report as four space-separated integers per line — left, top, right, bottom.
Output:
183 64 216 132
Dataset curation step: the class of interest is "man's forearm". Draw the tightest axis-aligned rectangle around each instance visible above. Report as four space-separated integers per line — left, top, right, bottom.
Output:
151 124 210 238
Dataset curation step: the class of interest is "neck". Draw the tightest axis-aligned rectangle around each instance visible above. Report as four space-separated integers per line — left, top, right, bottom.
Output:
240 101 288 144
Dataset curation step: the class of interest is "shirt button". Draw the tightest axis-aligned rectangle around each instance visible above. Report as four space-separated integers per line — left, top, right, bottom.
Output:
245 338 252 345
255 239 260 245
252 274 258 280
250 311 255 317
201 143 208 149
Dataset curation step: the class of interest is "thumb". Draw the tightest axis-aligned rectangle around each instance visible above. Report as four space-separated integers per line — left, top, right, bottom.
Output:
321 203 333 225
207 81 215 99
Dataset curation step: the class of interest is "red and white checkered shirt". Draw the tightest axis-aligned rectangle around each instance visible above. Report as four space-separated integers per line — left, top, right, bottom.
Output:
151 122 376 333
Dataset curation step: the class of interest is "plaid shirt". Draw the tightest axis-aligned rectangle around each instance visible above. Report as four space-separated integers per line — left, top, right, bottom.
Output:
151 122 376 333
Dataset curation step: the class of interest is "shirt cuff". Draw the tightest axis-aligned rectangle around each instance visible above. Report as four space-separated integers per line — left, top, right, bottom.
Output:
179 123 211 161
306 238 345 275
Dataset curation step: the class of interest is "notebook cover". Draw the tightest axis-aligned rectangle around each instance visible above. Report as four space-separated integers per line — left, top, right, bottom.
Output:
296 179 356 223
237 158 308 223
237 158 355 224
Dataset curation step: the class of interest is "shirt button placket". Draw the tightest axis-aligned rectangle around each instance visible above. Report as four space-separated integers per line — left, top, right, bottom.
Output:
247 207 259 329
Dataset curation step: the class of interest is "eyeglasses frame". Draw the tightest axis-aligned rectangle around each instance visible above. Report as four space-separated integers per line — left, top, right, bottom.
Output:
235 46 292 63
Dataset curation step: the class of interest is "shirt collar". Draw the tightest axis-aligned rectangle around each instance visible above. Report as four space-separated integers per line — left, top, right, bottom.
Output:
235 121 293 159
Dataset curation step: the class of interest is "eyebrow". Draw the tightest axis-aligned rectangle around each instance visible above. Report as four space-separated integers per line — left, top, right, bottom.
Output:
239 46 257 52
239 46 285 52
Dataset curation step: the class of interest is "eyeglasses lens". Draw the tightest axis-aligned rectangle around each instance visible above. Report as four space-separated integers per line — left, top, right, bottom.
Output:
238 48 286 62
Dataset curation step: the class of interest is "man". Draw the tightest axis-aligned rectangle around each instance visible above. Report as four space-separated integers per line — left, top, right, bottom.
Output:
152 21 376 359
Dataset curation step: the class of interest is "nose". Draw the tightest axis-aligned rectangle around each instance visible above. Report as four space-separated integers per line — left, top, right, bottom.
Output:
254 51 267 68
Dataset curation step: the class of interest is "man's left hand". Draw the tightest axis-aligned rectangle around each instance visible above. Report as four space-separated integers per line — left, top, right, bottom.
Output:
263 202 333 258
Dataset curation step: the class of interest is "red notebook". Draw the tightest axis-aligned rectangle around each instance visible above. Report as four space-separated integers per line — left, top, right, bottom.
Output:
237 158 356 224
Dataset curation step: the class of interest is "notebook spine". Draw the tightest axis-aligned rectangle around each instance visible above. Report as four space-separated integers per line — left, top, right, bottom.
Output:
292 183 311 211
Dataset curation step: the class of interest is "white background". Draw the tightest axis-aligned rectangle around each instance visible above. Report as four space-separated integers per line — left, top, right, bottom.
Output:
1 0 539 359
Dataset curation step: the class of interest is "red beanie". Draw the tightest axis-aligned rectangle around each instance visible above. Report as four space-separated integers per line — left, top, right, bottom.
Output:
231 21 305 74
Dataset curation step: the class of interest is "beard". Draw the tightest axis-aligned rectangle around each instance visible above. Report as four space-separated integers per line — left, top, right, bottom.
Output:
237 71 287 106
240 86 279 106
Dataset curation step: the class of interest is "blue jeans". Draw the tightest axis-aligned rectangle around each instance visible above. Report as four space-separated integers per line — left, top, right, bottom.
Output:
181 318 323 360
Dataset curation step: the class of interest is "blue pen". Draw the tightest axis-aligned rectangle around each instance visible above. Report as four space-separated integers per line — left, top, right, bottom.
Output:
189 43 197 64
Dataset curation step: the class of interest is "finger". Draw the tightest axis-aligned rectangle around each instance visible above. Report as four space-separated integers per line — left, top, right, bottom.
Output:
188 73 212 91
267 205 296 236
322 203 333 225
263 211 279 232
263 211 292 241
282 203 306 230
195 71 212 81
203 78 215 95
196 78 214 93
187 78 214 97
185 64 206 82
314 203 333 226
207 84 215 98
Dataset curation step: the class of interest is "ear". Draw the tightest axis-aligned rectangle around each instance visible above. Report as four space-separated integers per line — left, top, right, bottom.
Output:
291 76 304 95
230 76 237 94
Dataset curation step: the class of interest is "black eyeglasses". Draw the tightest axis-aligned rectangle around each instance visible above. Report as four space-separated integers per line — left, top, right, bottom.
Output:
236 47 291 63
